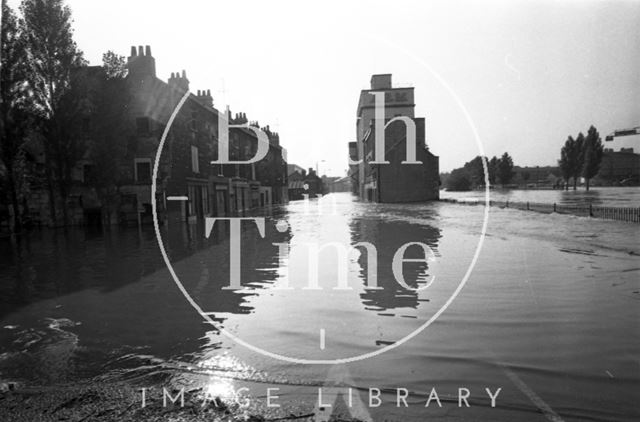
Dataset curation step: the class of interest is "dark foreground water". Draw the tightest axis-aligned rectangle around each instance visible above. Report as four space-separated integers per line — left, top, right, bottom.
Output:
0 193 639 421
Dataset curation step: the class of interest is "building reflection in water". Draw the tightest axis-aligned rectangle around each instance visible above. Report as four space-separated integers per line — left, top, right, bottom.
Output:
349 214 441 312
170 215 292 317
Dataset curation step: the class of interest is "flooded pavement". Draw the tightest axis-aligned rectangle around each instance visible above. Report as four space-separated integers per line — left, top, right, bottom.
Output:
1 193 639 421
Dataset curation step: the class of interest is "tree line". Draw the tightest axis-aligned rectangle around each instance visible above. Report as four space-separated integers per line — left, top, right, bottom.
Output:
443 152 515 191
1 0 130 232
558 125 604 191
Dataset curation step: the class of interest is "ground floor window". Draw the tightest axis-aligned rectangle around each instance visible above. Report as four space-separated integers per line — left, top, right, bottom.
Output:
187 185 208 217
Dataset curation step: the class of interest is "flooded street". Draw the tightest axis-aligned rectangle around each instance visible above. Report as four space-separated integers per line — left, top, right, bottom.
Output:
1 193 639 421
441 186 640 207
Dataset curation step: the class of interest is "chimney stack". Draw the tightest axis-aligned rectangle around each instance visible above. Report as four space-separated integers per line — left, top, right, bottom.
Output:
196 88 213 108
168 70 190 93
127 44 156 79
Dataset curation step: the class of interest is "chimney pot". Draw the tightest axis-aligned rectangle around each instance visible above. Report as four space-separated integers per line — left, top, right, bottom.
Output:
182 70 187 78
130 46 137 57
145 45 151 56
138 45 144 56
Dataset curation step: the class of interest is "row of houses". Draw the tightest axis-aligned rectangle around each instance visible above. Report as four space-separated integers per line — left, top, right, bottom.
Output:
286 164 323 200
16 45 288 228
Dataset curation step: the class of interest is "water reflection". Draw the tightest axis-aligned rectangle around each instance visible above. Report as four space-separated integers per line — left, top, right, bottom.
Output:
177 217 292 316
0 214 291 384
0 228 164 318
350 217 441 311
1 193 638 421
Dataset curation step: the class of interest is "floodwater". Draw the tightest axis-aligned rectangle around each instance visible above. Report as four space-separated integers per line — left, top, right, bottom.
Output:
441 186 640 207
0 193 639 421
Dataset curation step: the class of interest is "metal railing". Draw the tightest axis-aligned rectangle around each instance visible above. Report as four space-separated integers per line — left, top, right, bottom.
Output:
440 198 640 223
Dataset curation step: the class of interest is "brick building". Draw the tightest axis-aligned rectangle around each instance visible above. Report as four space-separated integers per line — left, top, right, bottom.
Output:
349 74 439 202
287 166 323 200
126 45 288 224
598 147 640 184
23 45 288 227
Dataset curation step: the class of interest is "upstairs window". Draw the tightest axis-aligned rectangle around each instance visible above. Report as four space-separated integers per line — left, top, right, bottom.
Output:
136 117 150 135
135 159 151 183
191 145 199 173
190 111 197 131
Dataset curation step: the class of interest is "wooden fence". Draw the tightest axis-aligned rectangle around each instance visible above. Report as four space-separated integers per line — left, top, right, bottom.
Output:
440 198 640 223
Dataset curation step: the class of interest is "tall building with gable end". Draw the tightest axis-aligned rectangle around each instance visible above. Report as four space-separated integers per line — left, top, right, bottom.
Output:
349 74 439 202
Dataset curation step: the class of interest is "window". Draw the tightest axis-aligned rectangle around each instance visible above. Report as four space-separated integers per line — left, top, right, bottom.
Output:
190 111 197 131
83 164 95 184
136 117 150 135
188 185 197 216
202 186 209 215
82 117 91 135
191 145 199 173
135 159 151 183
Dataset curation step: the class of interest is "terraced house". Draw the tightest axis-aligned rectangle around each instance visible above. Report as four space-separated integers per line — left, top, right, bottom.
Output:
125 45 288 225
24 45 288 227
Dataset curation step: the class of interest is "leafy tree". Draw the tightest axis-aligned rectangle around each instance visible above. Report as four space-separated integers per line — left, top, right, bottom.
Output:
488 156 499 186
0 0 30 232
466 156 486 187
581 125 603 191
102 50 128 79
559 134 584 190
559 135 575 190
20 0 86 225
497 152 514 186
572 132 585 190
86 64 132 225
445 168 472 191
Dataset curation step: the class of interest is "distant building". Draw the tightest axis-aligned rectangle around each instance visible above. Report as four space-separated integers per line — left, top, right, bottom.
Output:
287 164 305 176
288 169 306 200
287 166 323 200
348 141 358 195
598 147 640 184
322 175 351 193
513 166 562 188
349 74 439 202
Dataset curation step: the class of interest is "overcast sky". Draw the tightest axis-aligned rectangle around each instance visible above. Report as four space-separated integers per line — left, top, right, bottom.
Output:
8 0 640 174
